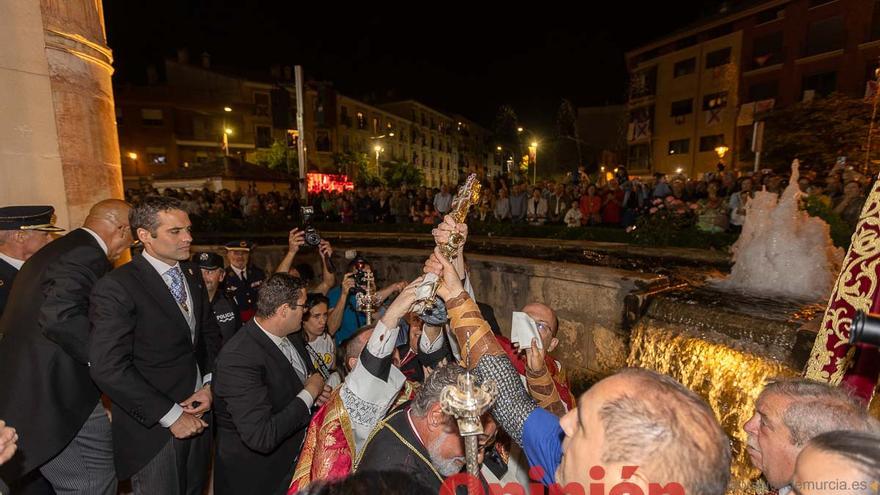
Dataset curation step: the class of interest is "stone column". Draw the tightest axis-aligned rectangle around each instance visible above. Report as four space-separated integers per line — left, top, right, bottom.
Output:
0 0 122 229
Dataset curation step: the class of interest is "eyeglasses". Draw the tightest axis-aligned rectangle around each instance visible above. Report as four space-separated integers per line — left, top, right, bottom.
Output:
536 322 551 333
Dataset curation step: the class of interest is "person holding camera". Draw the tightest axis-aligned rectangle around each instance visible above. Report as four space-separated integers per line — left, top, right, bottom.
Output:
326 256 406 345
275 228 336 296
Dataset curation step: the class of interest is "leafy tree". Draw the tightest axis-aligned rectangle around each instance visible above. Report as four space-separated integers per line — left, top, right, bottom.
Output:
761 93 877 172
254 140 296 171
493 105 520 171
332 151 370 177
382 161 424 188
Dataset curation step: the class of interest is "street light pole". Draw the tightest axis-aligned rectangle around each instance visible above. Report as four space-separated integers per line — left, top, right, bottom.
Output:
222 106 232 157
529 141 538 184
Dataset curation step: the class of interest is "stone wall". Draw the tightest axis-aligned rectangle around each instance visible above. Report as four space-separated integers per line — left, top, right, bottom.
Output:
197 244 664 391
0 0 121 228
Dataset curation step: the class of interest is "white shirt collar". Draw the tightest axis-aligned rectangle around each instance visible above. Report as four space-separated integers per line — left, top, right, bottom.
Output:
81 227 108 256
0 251 24 270
253 318 286 347
142 250 180 277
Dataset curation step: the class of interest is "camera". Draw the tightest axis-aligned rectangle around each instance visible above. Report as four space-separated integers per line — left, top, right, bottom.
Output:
351 258 369 294
849 310 880 347
300 206 322 247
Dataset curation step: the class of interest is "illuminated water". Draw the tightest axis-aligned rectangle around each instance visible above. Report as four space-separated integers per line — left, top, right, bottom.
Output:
715 160 843 301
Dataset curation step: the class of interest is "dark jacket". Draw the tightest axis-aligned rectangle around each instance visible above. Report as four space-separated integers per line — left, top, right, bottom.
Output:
0 229 111 480
0 258 16 317
210 292 241 344
89 254 222 479
212 321 316 495
223 265 266 320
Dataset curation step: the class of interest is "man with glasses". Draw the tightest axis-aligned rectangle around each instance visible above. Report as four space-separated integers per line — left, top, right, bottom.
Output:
0 199 132 495
212 274 331 494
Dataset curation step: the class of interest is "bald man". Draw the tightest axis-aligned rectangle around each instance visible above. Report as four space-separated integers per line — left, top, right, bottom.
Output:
0 199 132 494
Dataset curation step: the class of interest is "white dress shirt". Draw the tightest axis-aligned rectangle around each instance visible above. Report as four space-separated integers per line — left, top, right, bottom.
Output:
253 319 316 410
141 251 210 428
0 252 23 270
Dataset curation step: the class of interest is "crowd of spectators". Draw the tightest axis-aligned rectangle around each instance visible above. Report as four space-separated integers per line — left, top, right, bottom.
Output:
125 161 873 238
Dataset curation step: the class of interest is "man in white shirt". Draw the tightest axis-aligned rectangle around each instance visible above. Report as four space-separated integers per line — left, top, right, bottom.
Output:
90 196 222 495
212 273 330 495
433 185 453 216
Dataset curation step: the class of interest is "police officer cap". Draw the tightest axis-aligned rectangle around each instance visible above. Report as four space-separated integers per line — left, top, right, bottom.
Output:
192 252 224 270
0 205 65 232
224 240 254 252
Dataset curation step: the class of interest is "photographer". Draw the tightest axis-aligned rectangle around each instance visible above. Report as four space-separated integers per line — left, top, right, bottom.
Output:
274 228 335 295
326 256 406 345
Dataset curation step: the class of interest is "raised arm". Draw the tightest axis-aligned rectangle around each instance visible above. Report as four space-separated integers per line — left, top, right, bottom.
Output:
275 228 305 274
424 248 539 444
326 273 355 336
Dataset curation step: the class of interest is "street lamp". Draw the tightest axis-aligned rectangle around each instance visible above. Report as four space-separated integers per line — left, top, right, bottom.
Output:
127 152 138 160
223 127 233 156
222 105 234 156
714 145 730 172
528 141 538 184
374 144 384 175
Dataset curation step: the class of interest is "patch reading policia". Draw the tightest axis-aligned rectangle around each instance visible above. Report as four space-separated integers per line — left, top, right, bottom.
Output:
0 205 65 232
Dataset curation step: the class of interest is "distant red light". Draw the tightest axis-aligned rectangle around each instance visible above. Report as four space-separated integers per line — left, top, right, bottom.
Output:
307 173 354 194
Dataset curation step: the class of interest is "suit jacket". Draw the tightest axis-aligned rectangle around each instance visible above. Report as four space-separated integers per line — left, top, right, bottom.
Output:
547 194 570 222
0 229 112 481
89 254 222 479
223 265 266 319
212 322 316 495
0 229 111 480
0 258 16 317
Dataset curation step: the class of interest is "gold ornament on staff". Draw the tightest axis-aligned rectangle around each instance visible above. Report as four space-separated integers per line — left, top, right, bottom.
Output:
355 271 378 326
411 174 481 315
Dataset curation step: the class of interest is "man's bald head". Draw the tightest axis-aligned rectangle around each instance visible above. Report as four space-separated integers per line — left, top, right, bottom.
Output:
521 302 559 351
343 325 375 372
83 199 132 261
85 199 131 227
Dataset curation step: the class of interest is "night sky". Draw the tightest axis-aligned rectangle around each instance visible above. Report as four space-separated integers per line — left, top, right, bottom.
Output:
104 1 721 134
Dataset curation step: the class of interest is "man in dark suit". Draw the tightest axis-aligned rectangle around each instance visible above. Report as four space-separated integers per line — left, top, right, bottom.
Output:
89 196 222 495
222 239 266 322
0 199 132 494
213 273 331 495
0 205 62 316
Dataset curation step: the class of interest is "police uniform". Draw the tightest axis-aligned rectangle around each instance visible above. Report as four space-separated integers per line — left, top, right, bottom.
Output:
192 251 241 343
0 206 64 317
221 240 266 323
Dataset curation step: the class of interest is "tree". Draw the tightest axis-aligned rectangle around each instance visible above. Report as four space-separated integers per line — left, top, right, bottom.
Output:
761 93 877 171
493 105 520 172
254 140 296 171
332 151 370 177
382 161 424 188
555 99 583 171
